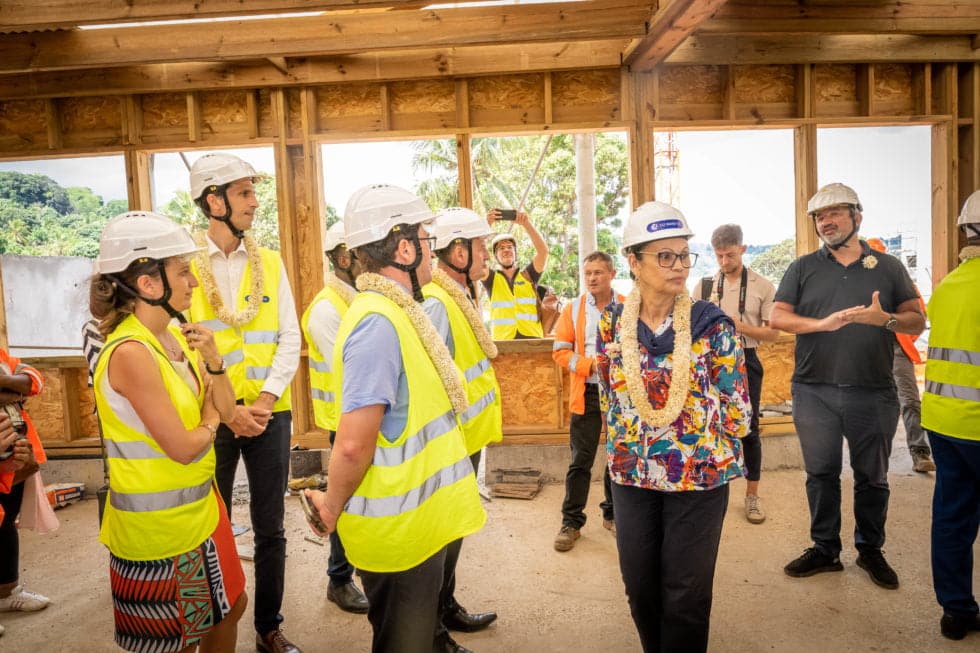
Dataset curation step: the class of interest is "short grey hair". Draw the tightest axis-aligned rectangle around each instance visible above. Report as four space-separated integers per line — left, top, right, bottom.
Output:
710 224 743 249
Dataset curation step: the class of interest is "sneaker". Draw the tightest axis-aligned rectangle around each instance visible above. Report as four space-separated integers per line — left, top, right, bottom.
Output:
940 612 980 640
553 525 580 552
0 586 50 612
602 518 616 536
912 450 936 473
745 495 766 524
784 547 844 577
856 549 899 589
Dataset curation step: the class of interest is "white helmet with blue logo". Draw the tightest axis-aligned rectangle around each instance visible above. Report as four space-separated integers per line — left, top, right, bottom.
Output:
621 201 694 255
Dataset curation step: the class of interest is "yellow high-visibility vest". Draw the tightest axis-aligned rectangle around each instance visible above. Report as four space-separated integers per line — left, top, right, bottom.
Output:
334 291 486 573
922 256 980 441
489 270 543 339
301 285 349 431
189 247 291 411
95 314 218 560
423 281 502 455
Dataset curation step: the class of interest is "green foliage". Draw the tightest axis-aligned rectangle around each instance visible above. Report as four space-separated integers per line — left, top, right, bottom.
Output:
0 172 73 216
411 134 630 299
750 238 796 284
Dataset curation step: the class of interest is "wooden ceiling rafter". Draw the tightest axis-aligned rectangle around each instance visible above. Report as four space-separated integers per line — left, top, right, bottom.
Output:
0 0 652 75
624 0 728 73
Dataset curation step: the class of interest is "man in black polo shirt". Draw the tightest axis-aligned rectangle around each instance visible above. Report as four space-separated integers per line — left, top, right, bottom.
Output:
770 183 924 591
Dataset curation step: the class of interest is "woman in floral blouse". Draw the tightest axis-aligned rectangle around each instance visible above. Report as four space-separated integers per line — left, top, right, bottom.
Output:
596 201 750 653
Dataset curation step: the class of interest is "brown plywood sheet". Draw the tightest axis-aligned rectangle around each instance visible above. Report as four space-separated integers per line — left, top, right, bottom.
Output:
759 337 795 405
874 64 915 116
24 369 64 440
660 65 724 105
552 69 620 122
140 93 186 130
390 79 456 131
494 349 561 428
470 74 545 124
815 64 857 103
735 65 795 105
200 90 248 137
61 96 122 132
317 83 382 132
0 100 47 151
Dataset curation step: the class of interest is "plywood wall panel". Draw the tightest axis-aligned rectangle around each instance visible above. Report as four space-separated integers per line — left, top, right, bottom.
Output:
874 64 915 116
552 69 620 123
390 79 456 131
258 89 276 138
814 64 860 117
494 350 561 429
316 84 383 132
286 88 303 139
735 65 795 104
199 90 249 139
734 103 796 121
0 100 47 152
25 369 64 440
141 93 187 130
759 337 794 405
660 65 724 105
469 75 546 126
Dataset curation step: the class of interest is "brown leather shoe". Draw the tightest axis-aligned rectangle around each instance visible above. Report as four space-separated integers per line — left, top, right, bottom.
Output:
256 629 302 653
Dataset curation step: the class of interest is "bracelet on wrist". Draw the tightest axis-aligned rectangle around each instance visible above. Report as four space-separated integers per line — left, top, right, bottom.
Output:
203 423 218 441
205 359 226 375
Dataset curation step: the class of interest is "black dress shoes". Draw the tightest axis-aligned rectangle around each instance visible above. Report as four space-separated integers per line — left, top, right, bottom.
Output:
435 630 473 653
443 600 497 633
327 580 369 614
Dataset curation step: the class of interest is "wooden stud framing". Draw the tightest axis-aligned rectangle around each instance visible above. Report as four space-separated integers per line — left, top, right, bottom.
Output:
723 65 737 121
796 64 814 118
858 64 876 116
44 99 62 150
60 367 83 442
187 92 202 142
457 134 474 208
0 262 7 351
124 150 154 211
379 85 392 132
914 63 933 115
793 124 819 255
246 90 261 140
455 80 470 130
544 73 554 125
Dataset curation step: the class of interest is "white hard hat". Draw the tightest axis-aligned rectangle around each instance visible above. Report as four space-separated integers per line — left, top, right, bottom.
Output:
189 153 259 201
621 201 694 255
957 189 980 226
807 183 862 216
490 233 517 253
324 221 346 252
343 184 434 249
96 211 202 274
431 208 492 251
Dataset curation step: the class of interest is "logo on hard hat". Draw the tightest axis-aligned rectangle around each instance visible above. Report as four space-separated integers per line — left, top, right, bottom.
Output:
646 219 683 233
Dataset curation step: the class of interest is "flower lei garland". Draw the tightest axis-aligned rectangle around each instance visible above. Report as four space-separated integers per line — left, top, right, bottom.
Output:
619 288 692 428
327 274 356 306
356 272 469 415
959 245 980 261
431 267 498 359
194 232 264 327
862 254 879 269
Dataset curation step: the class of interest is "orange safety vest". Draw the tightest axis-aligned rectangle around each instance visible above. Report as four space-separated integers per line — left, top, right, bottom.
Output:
896 289 927 364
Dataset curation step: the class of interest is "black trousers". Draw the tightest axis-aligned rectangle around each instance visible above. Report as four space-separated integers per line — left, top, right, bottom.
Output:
0 480 25 584
612 482 730 653
742 348 764 482
214 410 292 635
326 429 355 585
360 545 448 653
438 449 483 635
561 385 614 528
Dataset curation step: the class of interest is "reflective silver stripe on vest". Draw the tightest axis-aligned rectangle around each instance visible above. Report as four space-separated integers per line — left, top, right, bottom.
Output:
109 478 212 513
344 456 473 518
312 388 335 403
373 410 457 468
105 439 168 461
459 387 497 425
516 297 538 305
246 366 270 380
223 349 245 366
491 301 514 309
491 318 516 326
516 312 538 321
310 360 332 373
200 318 230 332
929 346 980 367
463 358 490 383
569 353 581 372
553 340 574 351
925 380 980 403
244 330 279 345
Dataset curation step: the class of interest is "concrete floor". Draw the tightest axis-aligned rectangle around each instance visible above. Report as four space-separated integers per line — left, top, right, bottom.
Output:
3 439 978 652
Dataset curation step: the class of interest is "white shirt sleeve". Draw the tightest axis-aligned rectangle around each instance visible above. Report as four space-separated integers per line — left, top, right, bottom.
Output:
305 296 342 364
262 260 301 400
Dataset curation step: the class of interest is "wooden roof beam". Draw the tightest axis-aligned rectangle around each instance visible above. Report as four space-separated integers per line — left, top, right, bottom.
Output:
0 39 630 100
667 34 980 65
0 0 493 32
701 0 980 36
624 0 729 73
0 0 651 74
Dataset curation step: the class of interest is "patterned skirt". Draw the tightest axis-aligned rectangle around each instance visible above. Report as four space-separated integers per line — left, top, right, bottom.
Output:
109 496 245 653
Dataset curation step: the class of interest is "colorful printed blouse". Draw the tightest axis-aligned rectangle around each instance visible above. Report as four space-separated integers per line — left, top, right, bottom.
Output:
596 300 749 492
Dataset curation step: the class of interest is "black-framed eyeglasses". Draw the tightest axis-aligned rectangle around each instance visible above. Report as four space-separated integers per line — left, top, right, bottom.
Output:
635 250 698 268
417 235 438 250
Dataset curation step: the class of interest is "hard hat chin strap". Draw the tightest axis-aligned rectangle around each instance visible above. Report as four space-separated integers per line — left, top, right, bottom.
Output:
105 260 188 324
389 234 426 302
207 186 246 240
442 238 478 300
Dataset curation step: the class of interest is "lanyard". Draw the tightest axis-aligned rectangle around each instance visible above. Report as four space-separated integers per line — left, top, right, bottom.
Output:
714 266 748 317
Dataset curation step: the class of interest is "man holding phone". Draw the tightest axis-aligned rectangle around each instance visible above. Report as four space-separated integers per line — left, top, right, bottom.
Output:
483 209 549 340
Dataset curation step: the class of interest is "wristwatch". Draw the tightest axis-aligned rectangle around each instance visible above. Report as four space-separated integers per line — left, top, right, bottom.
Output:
205 358 226 375
883 314 898 331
